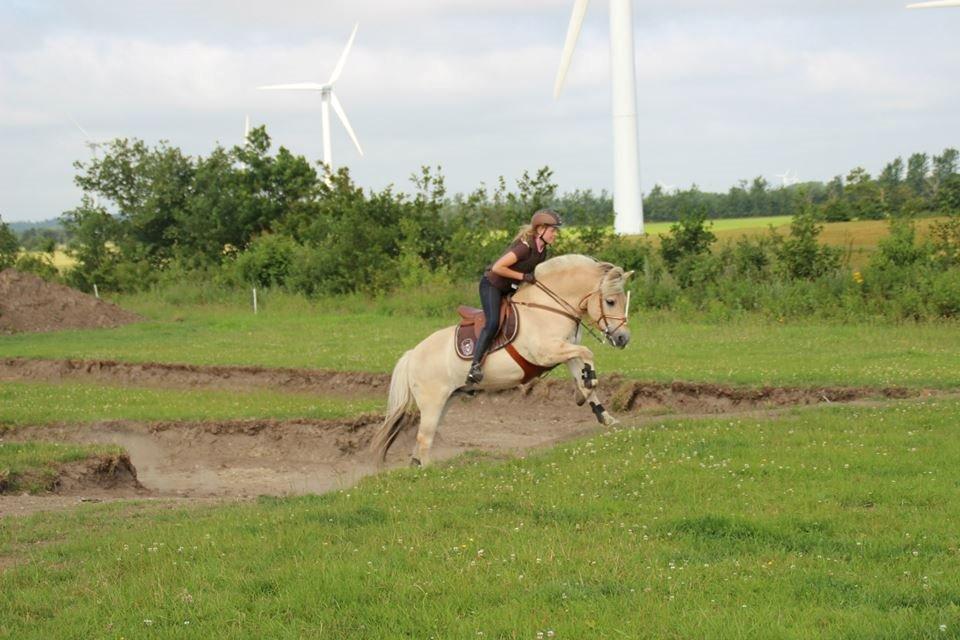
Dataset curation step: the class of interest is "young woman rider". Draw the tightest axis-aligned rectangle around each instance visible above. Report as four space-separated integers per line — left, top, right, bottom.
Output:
465 209 563 385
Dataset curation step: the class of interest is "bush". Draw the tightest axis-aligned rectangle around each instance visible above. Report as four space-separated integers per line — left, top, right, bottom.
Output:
13 253 60 281
235 233 298 288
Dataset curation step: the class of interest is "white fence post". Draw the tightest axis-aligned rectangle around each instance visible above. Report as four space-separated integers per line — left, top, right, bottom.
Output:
253 288 258 314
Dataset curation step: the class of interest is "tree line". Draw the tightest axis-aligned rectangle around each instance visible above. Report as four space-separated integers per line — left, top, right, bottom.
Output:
0 127 958 320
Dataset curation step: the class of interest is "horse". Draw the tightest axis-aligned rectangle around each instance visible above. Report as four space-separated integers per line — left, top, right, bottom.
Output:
370 254 634 467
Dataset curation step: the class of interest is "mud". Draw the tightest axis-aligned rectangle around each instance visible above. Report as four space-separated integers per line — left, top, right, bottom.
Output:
0 357 927 518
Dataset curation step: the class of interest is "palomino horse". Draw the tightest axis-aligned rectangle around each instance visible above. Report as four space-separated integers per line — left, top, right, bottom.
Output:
371 254 633 466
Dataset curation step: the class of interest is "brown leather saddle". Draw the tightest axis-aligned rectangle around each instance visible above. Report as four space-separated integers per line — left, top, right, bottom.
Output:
454 298 519 361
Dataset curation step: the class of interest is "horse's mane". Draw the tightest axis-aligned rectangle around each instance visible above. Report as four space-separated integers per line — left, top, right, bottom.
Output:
536 254 627 296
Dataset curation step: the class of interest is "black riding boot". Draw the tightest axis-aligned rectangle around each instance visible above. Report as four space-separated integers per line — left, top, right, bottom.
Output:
465 276 503 386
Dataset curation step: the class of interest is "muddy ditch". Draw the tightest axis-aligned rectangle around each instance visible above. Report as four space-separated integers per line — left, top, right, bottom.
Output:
0 357 927 517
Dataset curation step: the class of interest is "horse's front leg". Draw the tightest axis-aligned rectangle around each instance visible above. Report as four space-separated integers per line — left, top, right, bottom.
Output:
532 337 602 397
565 357 620 427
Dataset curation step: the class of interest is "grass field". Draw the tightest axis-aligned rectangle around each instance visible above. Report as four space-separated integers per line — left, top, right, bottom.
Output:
0 381 381 427
2 301 960 388
2 399 959 638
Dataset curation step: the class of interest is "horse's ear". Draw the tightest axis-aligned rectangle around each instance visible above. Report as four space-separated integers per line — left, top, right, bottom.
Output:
623 270 635 282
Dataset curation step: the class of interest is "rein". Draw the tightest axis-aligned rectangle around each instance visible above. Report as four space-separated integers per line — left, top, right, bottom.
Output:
513 280 628 346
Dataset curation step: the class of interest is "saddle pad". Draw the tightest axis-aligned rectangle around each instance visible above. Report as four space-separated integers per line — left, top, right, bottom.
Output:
455 301 519 360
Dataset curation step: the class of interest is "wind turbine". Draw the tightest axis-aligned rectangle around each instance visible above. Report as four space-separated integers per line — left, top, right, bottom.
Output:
555 0 644 235
69 115 107 207
906 1 960 8
775 169 799 187
69 115 105 160
258 23 363 171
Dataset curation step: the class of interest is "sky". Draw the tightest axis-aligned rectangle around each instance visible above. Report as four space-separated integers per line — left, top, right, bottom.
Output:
1 0 958 223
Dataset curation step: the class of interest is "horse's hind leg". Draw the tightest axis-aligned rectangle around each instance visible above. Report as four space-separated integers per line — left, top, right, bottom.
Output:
410 386 454 467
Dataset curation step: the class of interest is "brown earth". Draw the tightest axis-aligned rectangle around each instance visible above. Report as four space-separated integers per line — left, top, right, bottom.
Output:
0 269 142 334
0 357 930 518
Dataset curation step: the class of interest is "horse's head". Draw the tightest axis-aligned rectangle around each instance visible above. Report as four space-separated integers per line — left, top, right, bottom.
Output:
582 263 634 349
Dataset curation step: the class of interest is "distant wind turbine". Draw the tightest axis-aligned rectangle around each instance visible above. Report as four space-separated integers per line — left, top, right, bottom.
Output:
906 1 960 8
69 115 105 160
654 181 676 194
258 23 363 171
69 115 106 206
775 169 799 187
554 0 644 235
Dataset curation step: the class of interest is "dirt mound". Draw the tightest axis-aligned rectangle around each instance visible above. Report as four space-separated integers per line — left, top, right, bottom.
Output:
0 269 142 334
0 452 143 495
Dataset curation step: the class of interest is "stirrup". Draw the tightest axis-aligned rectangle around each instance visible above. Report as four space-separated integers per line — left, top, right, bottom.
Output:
466 362 484 384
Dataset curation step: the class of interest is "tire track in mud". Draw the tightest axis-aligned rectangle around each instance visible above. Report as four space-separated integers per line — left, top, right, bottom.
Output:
0 357 930 517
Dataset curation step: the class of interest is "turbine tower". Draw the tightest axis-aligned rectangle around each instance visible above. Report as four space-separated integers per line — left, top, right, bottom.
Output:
555 0 644 235
906 1 960 8
258 23 363 171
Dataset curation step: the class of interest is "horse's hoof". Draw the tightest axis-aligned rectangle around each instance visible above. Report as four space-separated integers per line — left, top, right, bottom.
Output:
602 413 620 427
410 457 422 467
574 390 587 406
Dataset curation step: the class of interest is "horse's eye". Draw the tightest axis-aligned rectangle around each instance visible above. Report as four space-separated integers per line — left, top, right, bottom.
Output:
605 299 615 306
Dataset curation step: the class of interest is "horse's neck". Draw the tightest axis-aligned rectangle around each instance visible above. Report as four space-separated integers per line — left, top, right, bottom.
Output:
515 276 589 312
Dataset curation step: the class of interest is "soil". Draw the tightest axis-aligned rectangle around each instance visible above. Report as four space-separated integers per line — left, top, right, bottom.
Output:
0 357 930 518
0 269 142 334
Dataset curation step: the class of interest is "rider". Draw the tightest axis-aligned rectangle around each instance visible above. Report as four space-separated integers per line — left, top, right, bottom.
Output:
465 209 563 385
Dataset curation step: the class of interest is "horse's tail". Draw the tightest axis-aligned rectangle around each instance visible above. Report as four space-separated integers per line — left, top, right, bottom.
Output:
371 350 416 463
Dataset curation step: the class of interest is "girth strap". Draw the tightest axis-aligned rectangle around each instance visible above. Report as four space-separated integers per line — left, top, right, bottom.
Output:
505 343 555 384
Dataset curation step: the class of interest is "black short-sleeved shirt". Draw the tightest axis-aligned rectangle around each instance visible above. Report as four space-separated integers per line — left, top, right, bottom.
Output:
484 238 548 292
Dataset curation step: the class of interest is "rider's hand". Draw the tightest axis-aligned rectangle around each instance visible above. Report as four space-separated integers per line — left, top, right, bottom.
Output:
522 272 536 284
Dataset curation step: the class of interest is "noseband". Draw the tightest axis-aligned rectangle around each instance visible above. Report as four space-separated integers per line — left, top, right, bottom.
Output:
577 289 629 346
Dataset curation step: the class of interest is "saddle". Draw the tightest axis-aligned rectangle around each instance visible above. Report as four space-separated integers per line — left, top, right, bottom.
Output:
454 298 519 361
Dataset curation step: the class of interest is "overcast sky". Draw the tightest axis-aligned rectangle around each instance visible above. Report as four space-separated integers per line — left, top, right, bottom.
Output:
1 0 958 222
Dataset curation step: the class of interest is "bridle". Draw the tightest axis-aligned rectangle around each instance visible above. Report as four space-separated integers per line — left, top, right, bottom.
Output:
513 278 630 346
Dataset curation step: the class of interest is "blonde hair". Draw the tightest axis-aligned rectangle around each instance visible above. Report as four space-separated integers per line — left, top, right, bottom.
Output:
512 224 537 243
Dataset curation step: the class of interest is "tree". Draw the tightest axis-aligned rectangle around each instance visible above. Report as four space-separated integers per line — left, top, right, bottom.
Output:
906 152 930 198
844 166 883 219
932 147 959 194
60 197 122 291
0 214 20 270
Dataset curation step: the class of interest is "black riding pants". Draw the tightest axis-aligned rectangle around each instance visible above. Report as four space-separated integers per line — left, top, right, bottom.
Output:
473 276 506 365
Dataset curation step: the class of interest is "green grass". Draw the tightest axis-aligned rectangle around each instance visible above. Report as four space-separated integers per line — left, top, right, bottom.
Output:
3 301 960 388
0 441 122 493
2 399 959 638
0 381 382 427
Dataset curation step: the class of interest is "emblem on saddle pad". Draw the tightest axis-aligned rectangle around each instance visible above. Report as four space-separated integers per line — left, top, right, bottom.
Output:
459 339 474 356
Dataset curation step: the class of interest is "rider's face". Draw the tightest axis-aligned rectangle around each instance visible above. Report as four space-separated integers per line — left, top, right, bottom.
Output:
541 225 559 244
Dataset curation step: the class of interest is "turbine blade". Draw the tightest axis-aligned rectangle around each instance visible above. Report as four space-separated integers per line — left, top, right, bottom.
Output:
258 82 325 91
907 0 960 8
68 114 92 140
330 92 363 156
328 22 359 85
554 0 590 99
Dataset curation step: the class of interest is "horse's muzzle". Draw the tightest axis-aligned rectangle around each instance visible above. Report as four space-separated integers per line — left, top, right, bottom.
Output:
609 328 631 349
